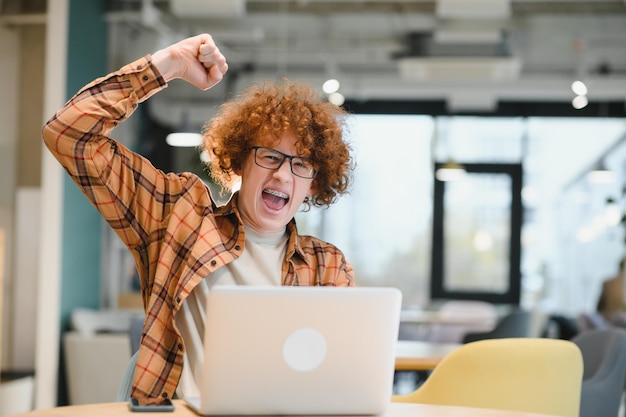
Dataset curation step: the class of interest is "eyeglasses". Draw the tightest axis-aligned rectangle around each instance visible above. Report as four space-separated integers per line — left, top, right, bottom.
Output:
251 146 317 179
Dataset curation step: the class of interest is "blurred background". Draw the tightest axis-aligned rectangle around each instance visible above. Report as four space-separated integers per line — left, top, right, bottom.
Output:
98 0 626 312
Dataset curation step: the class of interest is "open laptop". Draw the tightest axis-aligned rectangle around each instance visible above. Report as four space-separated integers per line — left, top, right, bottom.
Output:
184 285 402 415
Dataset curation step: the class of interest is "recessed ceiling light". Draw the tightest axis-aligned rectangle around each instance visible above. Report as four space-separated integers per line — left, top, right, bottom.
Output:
322 79 340 94
572 95 588 110
571 80 588 96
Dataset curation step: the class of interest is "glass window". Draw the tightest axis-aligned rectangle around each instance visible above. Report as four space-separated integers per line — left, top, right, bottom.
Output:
296 115 434 307
443 173 512 294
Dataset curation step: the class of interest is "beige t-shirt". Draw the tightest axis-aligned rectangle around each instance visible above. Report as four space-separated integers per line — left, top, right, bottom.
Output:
174 226 288 398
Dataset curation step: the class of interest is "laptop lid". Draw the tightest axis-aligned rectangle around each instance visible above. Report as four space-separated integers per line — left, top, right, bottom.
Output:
185 285 402 415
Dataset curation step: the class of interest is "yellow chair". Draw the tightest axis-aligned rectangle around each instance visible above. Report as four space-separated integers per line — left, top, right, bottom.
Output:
392 338 583 417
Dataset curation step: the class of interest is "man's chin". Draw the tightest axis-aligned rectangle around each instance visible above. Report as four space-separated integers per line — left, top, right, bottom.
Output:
252 215 288 233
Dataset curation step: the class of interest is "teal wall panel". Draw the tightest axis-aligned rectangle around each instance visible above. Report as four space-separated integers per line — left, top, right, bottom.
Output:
58 0 108 406
61 0 107 332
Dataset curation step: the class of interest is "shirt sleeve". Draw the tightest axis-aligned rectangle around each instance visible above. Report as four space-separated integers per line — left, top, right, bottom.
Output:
41 55 200 250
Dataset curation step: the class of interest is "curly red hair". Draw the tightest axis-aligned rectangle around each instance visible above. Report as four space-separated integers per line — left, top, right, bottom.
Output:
201 79 354 208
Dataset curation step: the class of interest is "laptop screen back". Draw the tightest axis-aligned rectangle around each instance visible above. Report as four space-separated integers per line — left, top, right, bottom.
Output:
188 286 402 415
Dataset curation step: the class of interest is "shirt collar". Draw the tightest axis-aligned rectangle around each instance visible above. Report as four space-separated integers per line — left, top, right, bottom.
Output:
213 191 308 263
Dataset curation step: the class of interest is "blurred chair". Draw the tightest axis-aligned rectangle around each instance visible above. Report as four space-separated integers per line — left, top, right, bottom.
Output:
64 309 144 404
541 314 580 340
571 328 626 417
392 338 583 417
129 315 144 354
577 312 610 333
427 300 497 343
116 350 139 402
115 316 144 402
462 309 532 343
64 331 131 404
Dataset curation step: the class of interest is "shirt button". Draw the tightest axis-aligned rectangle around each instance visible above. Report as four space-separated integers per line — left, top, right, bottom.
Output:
176 297 181 303
162 392 168 398
235 245 241 251
142 75 149 81
210 260 217 266
178 344 183 350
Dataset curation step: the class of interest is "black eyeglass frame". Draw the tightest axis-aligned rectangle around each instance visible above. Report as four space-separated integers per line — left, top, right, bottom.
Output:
251 146 317 179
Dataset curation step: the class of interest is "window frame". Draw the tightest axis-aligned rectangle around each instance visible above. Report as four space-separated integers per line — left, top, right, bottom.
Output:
430 162 524 304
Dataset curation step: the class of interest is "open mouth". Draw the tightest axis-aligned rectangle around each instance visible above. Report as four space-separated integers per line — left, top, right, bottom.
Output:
262 189 289 210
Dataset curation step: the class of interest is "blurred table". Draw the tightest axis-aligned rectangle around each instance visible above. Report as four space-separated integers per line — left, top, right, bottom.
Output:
400 309 494 325
395 340 461 371
399 307 499 344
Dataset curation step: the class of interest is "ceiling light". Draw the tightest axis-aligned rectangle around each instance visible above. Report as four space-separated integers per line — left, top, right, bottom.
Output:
435 161 467 182
328 92 345 106
572 95 588 110
166 110 202 147
166 132 202 147
571 80 587 96
322 79 340 94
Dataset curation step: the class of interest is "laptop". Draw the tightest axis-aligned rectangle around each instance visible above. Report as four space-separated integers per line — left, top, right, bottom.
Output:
184 285 402 415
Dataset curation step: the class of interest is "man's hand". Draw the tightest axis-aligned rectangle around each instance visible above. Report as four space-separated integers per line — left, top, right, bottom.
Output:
152 33 229 90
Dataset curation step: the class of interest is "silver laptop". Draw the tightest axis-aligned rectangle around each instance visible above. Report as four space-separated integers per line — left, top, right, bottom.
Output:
184 285 402 415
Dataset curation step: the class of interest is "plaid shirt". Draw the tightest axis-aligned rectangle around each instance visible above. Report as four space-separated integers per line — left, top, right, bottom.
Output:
42 56 355 401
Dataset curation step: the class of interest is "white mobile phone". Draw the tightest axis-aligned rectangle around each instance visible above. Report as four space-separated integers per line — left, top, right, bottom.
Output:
128 397 175 412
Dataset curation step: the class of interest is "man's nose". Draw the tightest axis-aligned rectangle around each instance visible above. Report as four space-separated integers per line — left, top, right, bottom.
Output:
274 157 293 177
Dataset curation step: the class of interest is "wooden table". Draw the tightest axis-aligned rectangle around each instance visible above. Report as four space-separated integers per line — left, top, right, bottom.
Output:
394 340 461 371
11 400 563 417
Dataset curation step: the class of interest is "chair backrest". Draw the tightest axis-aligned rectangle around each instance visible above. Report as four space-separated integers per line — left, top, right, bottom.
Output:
577 312 610 333
571 328 626 417
129 316 144 354
392 338 583 417
427 300 498 343
116 316 144 402
116 350 138 402
462 309 532 343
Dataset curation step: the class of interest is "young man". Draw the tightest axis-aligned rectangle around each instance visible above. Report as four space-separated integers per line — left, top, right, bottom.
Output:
43 34 355 401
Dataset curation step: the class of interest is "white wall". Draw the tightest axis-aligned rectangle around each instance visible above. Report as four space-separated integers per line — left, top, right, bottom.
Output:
12 188 41 369
34 0 68 409
0 18 20 372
